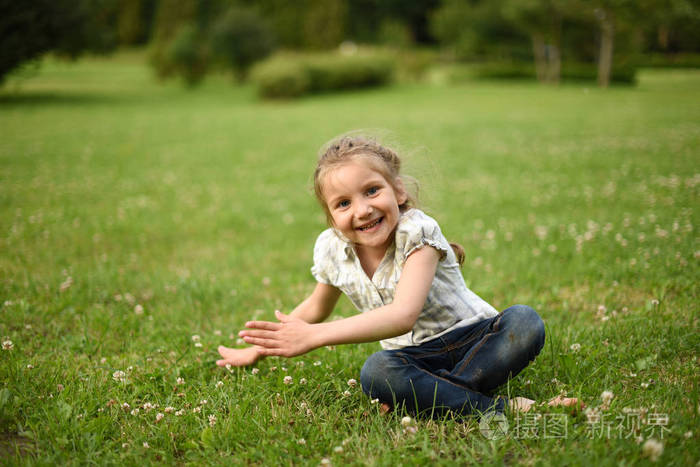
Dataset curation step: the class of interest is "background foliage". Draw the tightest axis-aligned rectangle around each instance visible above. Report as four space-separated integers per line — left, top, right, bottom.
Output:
1 0 699 87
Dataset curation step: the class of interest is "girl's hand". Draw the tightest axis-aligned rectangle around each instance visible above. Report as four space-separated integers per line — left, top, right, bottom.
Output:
216 345 262 367
239 310 317 358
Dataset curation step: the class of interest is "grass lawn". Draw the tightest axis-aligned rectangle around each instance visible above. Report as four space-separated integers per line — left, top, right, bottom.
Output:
0 52 698 465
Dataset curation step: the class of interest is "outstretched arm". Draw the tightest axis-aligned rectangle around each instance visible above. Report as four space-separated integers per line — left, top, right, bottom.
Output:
216 282 341 367
240 246 440 357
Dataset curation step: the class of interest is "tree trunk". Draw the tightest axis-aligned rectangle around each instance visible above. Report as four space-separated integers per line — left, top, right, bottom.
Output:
657 25 669 50
532 33 547 83
597 11 614 88
547 45 561 84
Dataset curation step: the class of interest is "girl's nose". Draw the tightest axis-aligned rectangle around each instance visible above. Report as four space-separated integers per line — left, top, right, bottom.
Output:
356 200 373 218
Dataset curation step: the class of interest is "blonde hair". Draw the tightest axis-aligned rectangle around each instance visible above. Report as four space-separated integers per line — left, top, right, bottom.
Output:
313 134 465 266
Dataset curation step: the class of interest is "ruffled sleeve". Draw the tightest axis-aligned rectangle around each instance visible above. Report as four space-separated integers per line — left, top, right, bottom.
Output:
395 210 451 263
310 229 336 285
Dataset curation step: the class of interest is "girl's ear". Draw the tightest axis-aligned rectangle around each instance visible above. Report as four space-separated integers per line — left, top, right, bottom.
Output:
394 177 408 205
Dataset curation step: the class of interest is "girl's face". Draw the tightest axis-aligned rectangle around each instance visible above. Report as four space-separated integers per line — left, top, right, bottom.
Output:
322 161 407 254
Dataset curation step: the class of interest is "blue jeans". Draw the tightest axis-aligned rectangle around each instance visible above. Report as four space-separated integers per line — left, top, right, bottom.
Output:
360 305 545 417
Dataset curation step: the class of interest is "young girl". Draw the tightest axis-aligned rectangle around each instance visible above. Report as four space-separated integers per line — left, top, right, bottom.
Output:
217 135 577 416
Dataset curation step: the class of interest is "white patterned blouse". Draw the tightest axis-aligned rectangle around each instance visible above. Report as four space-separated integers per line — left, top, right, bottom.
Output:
311 209 499 350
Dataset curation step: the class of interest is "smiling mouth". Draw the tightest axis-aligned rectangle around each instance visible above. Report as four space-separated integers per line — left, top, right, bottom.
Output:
357 217 383 231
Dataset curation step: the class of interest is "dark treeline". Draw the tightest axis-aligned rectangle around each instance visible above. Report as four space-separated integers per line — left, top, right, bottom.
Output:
2 0 699 86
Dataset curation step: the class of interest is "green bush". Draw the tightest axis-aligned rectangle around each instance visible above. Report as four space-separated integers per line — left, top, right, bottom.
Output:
210 8 276 81
251 52 395 99
470 61 637 84
164 23 209 87
560 62 637 84
639 53 700 69
250 58 310 98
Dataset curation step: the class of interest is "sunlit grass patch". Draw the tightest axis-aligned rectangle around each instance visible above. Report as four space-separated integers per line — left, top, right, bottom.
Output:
0 56 698 464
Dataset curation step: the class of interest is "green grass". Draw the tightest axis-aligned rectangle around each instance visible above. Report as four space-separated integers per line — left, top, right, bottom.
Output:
1 52 698 465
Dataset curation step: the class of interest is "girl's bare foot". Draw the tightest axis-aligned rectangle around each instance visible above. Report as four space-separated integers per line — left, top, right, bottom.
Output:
547 395 584 410
216 345 261 367
509 396 536 412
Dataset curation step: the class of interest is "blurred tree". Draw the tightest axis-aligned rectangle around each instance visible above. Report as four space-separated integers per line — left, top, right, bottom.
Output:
638 0 700 53
149 0 225 84
303 0 347 49
0 0 119 83
568 0 639 87
347 0 440 45
117 0 157 45
502 0 566 83
210 7 275 80
430 0 530 61
256 0 306 48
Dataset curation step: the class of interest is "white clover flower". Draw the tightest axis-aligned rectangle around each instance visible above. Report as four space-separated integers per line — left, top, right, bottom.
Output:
642 438 663 462
121 443 129 449
199 399 207 406
176 377 185 385
130 408 140 416
191 335 200 342
121 402 130 410
126 366 133 372
193 407 201 414
142 442 149 449
251 368 259 375
683 431 692 439
297 438 306 445
404 425 418 434
112 370 127 382
333 446 343 454
284 376 293 385
641 382 650 389
208 414 217 427
347 379 357 388
343 390 351 397
143 402 156 411
216 381 224 388
26 364 34 369
164 406 175 414
134 304 144 315
570 343 581 353
401 416 413 427
2 340 14 350
155 413 164 423
320 458 331 466
370 398 379 404
194 342 203 348
213 329 222 336
313 361 322 367
175 409 184 416
600 390 614 409
299 378 307 385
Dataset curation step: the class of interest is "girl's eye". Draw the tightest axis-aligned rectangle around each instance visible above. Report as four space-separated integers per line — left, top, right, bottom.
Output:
366 186 379 195
337 200 350 208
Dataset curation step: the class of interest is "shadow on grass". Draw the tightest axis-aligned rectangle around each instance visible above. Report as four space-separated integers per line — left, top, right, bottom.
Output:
0 91 144 107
